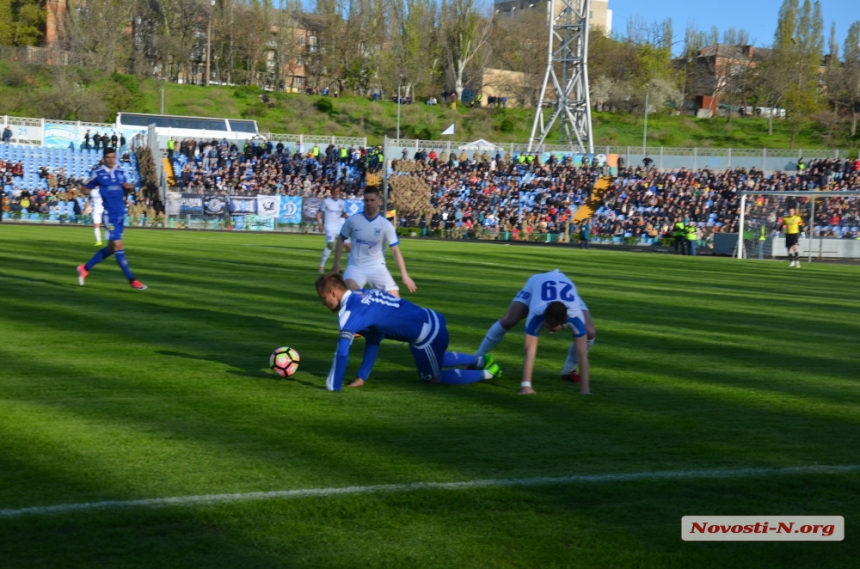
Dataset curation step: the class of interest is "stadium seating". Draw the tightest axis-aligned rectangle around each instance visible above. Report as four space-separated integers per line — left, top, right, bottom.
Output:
0 143 140 194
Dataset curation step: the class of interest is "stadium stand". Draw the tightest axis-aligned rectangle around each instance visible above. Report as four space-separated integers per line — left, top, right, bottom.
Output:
1 143 143 221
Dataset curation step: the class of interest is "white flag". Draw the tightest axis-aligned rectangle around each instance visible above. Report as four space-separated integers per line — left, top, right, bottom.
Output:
441 124 455 136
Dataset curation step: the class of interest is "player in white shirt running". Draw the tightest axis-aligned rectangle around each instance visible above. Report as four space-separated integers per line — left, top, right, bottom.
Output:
475 269 596 395
90 187 105 246
331 187 417 297
317 186 351 273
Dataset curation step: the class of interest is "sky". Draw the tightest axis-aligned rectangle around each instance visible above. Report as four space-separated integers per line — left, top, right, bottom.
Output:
607 0 856 54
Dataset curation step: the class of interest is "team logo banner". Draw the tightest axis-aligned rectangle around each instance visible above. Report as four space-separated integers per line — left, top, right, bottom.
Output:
302 197 321 222
279 196 302 224
165 192 182 216
203 194 228 217
345 199 364 216
230 196 257 215
257 195 280 218
180 193 204 215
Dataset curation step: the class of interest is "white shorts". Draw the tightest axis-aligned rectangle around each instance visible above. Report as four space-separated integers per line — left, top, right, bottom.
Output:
326 229 350 245
343 264 398 292
92 208 105 225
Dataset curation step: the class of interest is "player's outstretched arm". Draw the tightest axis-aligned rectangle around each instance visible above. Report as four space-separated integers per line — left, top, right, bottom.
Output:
316 209 324 233
326 335 353 391
351 330 382 387
390 246 417 293
331 236 345 274
519 334 539 395
575 335 591 395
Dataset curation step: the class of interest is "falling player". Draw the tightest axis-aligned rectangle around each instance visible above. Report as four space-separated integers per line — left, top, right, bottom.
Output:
780 207 803 267
331 187 416 297
76 148 147 290
316 273 500 391
317 186 351 273
475 269 595 395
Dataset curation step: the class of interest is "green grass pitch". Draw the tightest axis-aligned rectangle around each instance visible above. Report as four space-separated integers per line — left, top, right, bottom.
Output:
1 225 858 568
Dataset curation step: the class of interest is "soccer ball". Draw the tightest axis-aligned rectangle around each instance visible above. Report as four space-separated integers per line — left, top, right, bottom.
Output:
270 347 300 377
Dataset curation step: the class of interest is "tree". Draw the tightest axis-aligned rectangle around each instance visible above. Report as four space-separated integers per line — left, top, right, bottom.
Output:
0 0 46 47
440 0 493 100
844 22 860 137
66 0 136 74
385 0 439 98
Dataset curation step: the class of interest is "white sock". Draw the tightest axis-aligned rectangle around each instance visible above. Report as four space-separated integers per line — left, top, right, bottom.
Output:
320 246 332 267
562 337 595 374
94 226 102 242
477 320 507 356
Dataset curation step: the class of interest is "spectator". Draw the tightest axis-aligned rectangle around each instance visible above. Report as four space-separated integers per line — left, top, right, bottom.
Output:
2 126 12 143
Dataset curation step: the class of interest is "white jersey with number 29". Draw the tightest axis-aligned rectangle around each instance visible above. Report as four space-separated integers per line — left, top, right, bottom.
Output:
340 213 399 268
515 269 588 338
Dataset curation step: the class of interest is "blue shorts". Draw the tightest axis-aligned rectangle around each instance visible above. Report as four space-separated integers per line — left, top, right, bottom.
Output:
409 310 449 382
106 215 125 241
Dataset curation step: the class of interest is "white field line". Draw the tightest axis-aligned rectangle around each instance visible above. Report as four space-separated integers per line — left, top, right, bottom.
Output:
1 464 858 519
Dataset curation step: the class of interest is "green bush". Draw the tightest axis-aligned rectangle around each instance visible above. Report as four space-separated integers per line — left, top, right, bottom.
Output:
315 98 334 114
111 73 139 94
243 103 269 118
498 119 514 133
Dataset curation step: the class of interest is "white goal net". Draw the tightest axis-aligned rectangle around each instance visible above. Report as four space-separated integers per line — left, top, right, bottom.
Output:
737 191 860 261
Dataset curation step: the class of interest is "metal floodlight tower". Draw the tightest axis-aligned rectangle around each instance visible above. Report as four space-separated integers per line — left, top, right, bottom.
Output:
527 0 594 153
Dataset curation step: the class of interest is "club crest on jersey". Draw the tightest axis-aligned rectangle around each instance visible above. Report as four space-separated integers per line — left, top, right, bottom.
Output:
374 228 381 237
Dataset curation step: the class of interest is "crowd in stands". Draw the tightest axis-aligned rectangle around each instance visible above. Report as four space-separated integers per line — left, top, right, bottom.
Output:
170 138 382 197
4 134 860 246
0 143 156 222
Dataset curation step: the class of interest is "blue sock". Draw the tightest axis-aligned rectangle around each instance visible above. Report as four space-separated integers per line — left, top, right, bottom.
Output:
114 250 136 281
85 247 113 271
443 352 479 368
438 369 487 385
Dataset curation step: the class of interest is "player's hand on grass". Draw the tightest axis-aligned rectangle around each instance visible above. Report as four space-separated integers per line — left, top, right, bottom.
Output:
402 275 417 293
518 385 536 395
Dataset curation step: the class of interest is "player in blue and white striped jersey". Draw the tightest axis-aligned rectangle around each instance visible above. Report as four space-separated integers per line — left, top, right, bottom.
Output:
316 273 500 391
475 269 595 395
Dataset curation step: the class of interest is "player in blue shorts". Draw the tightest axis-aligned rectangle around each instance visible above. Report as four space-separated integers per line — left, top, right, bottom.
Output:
316 273 501 391
76 148 147 290
475 269 594 395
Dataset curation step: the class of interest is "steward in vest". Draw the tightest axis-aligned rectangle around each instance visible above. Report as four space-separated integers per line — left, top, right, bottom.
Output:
685 221 698 256
673 218 686 254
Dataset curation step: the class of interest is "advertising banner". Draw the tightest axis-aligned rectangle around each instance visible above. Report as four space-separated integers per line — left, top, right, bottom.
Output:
256 195 280 219
44 123 146 149
246 215 276 231
345 199 364 216
165 192 182 216
279 196 302 224
230 196 257 215
180 193 204 215
203 194 229 217
302 197 321 223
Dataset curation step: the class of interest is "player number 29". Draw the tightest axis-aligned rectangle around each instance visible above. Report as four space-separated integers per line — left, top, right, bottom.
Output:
541 281 575 302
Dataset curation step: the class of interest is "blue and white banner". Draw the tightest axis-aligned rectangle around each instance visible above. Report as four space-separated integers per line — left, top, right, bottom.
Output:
279 196 302 224
180 193 204 215
203 194 228 217
230 196 257 215
302 197 321 223
345 199 364 216
257 195 280 218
